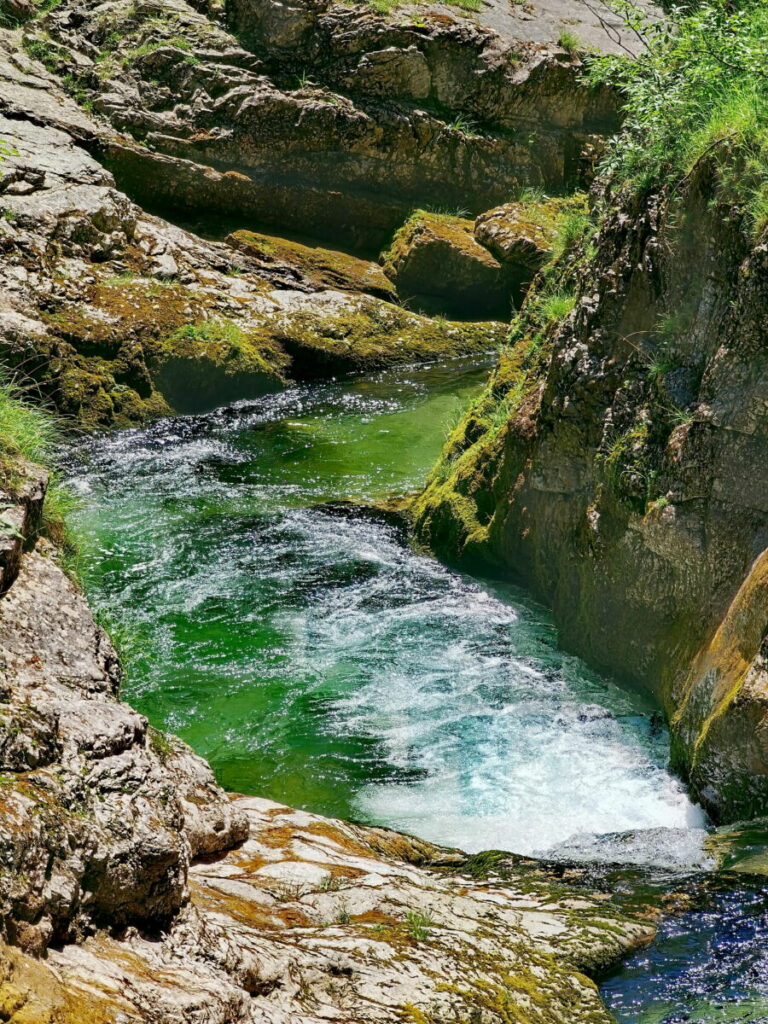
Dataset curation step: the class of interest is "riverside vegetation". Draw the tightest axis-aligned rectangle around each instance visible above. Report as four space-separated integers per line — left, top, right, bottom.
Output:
2 0 768 1020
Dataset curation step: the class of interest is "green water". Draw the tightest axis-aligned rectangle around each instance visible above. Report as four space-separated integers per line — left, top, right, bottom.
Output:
66 358 702 855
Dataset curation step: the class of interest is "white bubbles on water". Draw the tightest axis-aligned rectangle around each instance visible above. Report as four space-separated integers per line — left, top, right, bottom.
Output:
65 367 707 864
275 510 705 857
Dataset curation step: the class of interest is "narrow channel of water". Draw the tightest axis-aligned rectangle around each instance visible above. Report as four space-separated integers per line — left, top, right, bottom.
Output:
62 358 768 1022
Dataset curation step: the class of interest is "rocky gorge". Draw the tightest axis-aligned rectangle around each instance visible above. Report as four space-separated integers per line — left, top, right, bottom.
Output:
2 0 768 1019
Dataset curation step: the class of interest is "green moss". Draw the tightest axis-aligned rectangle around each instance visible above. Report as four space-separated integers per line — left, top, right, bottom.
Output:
596 422 657 505
381 210 493 281
148 726 176 763
267 298 506 373
228 230 397 300
159 318 288 378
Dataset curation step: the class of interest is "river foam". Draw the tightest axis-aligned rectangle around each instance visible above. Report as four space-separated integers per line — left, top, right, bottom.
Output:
66 360 705 859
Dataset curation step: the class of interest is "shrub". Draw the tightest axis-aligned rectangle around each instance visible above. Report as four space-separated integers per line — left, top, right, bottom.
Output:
589 0 768 233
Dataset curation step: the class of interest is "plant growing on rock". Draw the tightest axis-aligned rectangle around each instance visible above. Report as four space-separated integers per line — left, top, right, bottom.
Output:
557 28 582 55
404 909 436 940
589 0 768 233
0 378 77 556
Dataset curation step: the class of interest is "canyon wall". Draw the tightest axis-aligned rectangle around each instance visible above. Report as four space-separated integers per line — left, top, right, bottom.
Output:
414 166 768 822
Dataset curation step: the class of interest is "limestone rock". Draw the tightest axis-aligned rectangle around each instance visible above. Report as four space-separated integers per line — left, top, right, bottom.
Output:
382 210 512 319
0 29 503 426
227 229 397 301
413 161 768 822
474 198 561 270
0 544 247 947
0 460 47 594
25 0 630 247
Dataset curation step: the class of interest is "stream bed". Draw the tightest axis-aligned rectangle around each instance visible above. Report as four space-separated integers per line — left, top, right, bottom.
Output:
64 358 768 1023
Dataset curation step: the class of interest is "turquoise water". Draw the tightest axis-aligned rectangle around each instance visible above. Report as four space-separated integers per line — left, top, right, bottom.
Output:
64 358 702 856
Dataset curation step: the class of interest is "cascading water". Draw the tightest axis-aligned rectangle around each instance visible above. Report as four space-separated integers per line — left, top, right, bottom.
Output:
63 357 768 1022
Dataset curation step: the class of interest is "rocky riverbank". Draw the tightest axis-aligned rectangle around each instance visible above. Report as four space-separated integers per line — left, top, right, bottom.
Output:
10 0 758 1017
413 155 768 823
0 456 656 1021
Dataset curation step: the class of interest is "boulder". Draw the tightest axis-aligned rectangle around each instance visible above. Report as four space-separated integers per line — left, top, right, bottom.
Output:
227 229 397 300
381 210 511 319
474 197 561 271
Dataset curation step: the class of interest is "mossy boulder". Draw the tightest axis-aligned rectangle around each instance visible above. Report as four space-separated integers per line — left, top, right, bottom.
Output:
261 291 507 375
149 318 290 414
381 211 512 319
473 196 565 270
38 276 289 423
227 230 397 301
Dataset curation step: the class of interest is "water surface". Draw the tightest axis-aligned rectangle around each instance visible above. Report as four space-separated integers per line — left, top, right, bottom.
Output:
65 359 702 856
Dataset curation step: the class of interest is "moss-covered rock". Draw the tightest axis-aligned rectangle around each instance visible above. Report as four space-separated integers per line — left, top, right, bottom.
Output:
227 229 397 301
261 291 507 375
412 162 768 823
473 194 578 270
36 276 289 422
381 210 512 319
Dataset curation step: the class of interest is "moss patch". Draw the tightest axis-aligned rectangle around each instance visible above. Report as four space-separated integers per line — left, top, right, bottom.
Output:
381 210 510 318
267 296 506 375
227 230 397 301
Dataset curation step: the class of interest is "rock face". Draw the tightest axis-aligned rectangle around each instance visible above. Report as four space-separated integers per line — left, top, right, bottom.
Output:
23 0 633 248
0 541 248 952
414 165 768 822
0 459 655 1021
0 27 505 426
381 210 512 318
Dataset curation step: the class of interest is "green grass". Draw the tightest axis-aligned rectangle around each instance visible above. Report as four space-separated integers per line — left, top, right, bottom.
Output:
404 910 436 941
0 378 79 558
169 318 246 353
0 379 58 469
537 290 577 325
588 0 768 235
445 114 479 138
557 28 581 54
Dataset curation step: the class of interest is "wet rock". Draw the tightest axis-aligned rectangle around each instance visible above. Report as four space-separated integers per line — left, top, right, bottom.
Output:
413 161 768 822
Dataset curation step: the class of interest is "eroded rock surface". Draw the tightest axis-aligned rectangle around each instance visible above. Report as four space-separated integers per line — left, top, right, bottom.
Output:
413 164 768 822
0 28 504 426
0 541 247 952
21 0 635 246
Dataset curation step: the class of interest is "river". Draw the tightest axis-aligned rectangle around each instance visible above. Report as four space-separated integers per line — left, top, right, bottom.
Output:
63 357 768 1023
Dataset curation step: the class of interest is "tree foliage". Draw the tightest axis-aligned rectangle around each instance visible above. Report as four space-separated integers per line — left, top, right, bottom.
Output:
589 0 768 231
